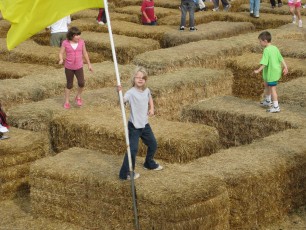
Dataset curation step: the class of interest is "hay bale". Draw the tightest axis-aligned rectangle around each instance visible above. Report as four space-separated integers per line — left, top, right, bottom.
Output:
0 20 10 38
8 87 120 132
278 77 306 107
0 60 56 80
273 38 306 58
149 68 233 120
133 31 260 75
188 127 306 228
0 38 104 66
0 127 49 200
30 147 230 229
81 31 160 64
0 62 134 107
163 21 255 47
239 3 306 15
71 18 174 43
226 53 306 99
50 105 220 163
181 96 300 147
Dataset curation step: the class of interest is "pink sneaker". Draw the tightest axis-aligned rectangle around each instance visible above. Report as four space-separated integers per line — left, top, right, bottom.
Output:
64 103 70 109
75 97 83 106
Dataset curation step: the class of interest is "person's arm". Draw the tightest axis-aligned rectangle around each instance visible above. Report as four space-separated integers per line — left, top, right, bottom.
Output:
282 59 288 75
82 44 93 72
58 45 65 65
254 65 265 74
148 96 154 116
142 11 151 23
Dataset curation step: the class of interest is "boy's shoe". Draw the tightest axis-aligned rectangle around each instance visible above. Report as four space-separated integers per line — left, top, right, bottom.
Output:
143 163 163 171
278 2 283 7
212 7 219 11
190 27 196 31
260 100 272 107
267 106 280 113
179 26 185 31
250 11 254 16
299 20 303 28
75 97 83 106
224 4 231 11
253 14 259 18
292 15 297 24
64 103 70 109
126 172 140 180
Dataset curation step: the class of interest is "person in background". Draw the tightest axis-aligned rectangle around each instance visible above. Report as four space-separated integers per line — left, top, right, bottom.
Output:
270 0 283 8
118 66 163 180
141 0 157 25
97 8 107 25
47 16 71 47
254 31 288 113
180 0 196 31
212 0 231 11
250 0 261 18
59 27 93 109
288 0 302 27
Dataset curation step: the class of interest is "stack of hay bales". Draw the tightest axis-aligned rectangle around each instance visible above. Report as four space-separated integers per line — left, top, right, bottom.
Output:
181 96 297 147
278 77 306 107
0 128 49 200
226 53 306 99
50 105 220 163
30 147 230 229
0 20 11 38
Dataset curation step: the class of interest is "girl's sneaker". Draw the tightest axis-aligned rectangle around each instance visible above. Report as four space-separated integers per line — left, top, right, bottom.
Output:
75 97 83 106
299 20 303 28
64 103 70 109
292 15 297 24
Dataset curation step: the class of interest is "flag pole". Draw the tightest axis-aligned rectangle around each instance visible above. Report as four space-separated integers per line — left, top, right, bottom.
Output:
103 0 140 229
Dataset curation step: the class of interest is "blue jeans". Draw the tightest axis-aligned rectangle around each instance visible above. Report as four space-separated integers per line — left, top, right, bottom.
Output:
119 122 158 180
213 0 229 8
143 21 157 26
250 0 260 16
180 0 196 28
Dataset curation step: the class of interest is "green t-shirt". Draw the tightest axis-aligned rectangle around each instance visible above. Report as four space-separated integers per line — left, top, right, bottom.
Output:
260 45 284 82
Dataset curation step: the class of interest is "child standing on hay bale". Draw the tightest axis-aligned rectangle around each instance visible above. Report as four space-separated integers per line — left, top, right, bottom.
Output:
288 0 303 27
97 8 107 25
118 66 163 180
249 0 261 18
141 0 157 25
59 27 93 109
179 0 196 31
254 31 288 113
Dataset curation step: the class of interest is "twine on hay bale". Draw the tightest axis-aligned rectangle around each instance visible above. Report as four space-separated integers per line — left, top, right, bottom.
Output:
0 127 49 200
30 147 230 229
181 96 296 148
226 53 306 99
81 31 160 64
163 21 255 47
0 61 56 80
50 104 220 162
148 67 233 120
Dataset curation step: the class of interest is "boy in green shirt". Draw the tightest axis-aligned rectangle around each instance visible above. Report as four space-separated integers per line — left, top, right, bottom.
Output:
254 31 288 113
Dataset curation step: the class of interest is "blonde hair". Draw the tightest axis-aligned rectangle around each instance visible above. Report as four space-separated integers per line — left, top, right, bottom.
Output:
131 66 148 89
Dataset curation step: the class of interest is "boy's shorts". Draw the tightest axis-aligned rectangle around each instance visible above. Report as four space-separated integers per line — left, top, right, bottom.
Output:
267 81 278 86
288 1 301 7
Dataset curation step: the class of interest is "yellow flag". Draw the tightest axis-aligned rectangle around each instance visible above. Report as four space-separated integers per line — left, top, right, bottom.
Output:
0 0 103 50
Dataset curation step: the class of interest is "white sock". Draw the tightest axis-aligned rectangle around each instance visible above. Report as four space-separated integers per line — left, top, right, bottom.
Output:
265 95 271 102
273 101 279 108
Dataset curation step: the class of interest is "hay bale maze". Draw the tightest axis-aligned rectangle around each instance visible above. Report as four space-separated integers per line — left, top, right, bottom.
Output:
1 0 306 229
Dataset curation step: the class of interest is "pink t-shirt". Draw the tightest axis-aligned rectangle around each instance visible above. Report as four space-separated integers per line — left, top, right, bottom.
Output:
62 39 85 70
141 0 155 23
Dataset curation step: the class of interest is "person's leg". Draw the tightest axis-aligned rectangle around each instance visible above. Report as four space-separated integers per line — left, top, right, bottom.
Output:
254 0 260 17
221 0 230 9
250 0 255 15
198 0 206 10
180 1 188 28
97 8 103 21
74 68 85 101
119 122 141 179
270 0 276 7
270 86 278 104
140 123 158 169
213 0 220 10
289 5 297 23
188 1 196 28
64 68 75 106
102 9 107 23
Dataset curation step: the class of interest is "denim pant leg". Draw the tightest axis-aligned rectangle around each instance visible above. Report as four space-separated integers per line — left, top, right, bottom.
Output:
119 122 141 179
188 1 196 28
250 0 255 12
140 124 158 169
213 0 220 8
221 0 229 7
270 0 276 6
180 2 188 27
254 0 260 16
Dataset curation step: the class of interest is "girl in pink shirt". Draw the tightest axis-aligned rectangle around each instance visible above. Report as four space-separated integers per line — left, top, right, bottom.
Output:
288 0 302 27
59 27 93 109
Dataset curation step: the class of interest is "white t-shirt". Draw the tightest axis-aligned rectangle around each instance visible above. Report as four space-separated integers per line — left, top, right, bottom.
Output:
48 16 71 33
124 87 151 129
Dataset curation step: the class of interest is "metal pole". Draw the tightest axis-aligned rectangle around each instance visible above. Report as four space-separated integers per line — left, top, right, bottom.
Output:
102 1 139 229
